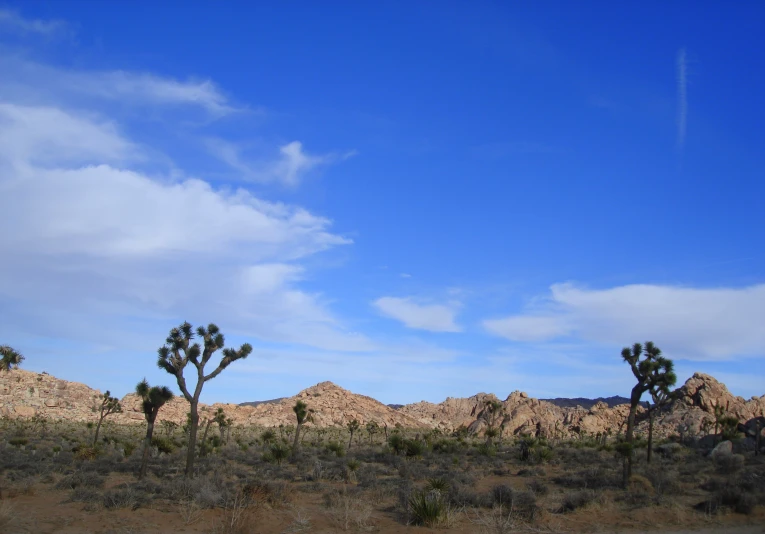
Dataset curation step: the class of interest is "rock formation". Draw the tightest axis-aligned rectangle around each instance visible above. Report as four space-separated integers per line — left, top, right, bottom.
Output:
1 369 763 441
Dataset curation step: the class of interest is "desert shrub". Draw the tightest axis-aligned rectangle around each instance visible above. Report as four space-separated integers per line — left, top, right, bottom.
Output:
323 487 374 531
404 439 425 458
527 478 549 496
8 437 28 448
697 483 758 515
558 489 596 513
641 465 681 496
490 485 537 521
715 453 745 473
425 477 450 493
268 443 290 465
103 486 142 509
447 483 488 508
432 438 461 454
388 434 405 455
243 480 293 507
325 441 345 458
55 470 105 490
68 487 103 504
408 489 455 527
151 436 176 454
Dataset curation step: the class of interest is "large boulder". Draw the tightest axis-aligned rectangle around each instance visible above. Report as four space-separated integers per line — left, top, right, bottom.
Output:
710 440 732 458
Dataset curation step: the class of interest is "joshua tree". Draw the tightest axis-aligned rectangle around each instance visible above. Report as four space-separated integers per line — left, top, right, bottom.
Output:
93 391 122 446
347 419 360 449
135 379 174 479
0 346 24 371
620 342 676 487
157 322 252 477
482 399 505 446
212 408 231 445
292 400 313 457
366 421 379 445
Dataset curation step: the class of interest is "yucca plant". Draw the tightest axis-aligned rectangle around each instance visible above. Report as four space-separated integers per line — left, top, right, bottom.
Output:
0 345 24 371
157 322 252 477
408 489 449 527
135 379 174 479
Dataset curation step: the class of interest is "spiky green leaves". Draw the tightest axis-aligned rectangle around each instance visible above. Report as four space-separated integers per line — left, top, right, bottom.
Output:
293 400 313 425
136 378 174 422
0 345 24 371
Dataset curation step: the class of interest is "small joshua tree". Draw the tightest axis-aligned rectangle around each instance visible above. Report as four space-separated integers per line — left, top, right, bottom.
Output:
366 421 380 445
347 419 360 449
212 408 232 445
135 379 174 479
292 400 313 457
157 322 252 477
93 391 122 446
482 399 505 446
0 346 24 371
620 342 676 487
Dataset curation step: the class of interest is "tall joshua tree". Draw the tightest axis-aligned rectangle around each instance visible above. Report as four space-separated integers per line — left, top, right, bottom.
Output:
136 379 174 479
292 400 313 457
347 419 360 449
0 346 24 371
620 342 676 487
157 322 252 477
93 391 122 446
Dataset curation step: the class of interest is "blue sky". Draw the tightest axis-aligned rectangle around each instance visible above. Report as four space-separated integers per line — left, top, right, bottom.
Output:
1 2 763 405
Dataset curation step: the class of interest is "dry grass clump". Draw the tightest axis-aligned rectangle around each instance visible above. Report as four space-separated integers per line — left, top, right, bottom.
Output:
0 500 19 532
322 487 375 531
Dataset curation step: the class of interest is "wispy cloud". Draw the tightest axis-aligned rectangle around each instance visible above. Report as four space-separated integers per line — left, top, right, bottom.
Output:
208 139 356 186
0 9 66 35
676 47 688 149
484 283 765 361
373 297 462 332
0 56 237 117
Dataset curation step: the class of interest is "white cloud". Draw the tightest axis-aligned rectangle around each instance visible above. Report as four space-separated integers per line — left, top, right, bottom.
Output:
0 9 65 34
373 297 461 332
207 139 354 186
0 103 134 166
484 315 571 342
483 283 765 361
0 89 369 353
0 56 236 116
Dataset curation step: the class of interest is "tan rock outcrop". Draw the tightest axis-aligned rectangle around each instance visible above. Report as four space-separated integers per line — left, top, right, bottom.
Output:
1 369 762 440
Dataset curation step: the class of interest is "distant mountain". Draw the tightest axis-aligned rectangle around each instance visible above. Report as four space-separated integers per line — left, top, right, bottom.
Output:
540 395 630 409
238 398 286 407
387 404 404 410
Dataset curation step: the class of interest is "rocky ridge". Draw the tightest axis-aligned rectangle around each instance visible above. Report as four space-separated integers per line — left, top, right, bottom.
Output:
1 370 763 440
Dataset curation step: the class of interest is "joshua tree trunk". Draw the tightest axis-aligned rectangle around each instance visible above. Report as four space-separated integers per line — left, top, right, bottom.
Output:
348 430 354 449
186 405 200 474
293 422 302 455
139 420 155 479
647 407 655 464
623 392 640 488
93 418 104 447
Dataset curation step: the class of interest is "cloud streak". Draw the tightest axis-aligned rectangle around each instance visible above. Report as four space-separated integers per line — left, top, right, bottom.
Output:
676 47 687 149
0 9 66 35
